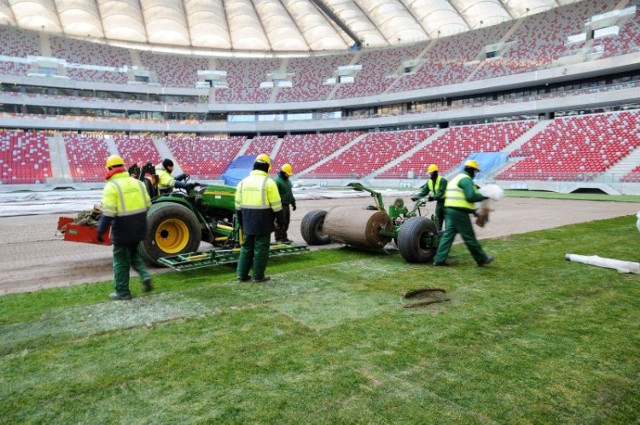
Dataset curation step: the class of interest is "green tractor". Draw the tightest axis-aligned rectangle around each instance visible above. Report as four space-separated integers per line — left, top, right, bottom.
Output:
58 164 307 271
300 182 440 263
139 183 238 266
136 163 307 269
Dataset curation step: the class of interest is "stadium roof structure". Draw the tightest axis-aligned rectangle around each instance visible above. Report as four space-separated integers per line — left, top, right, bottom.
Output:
0 0 581 53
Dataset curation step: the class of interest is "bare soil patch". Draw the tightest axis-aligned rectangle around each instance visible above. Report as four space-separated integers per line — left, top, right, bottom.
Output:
0 196 637 295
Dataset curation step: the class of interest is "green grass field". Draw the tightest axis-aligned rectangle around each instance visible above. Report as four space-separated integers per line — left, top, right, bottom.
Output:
1 214 639 423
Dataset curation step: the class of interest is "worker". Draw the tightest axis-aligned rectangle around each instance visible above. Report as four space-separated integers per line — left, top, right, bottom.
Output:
155 158 193 193
411 163 447 231
432 159 494 267
274 163 297 243
96 155 153 300
235 154 285 283
128 162 140 179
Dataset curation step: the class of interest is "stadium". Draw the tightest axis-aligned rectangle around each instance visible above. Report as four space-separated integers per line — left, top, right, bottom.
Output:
1 0 640 423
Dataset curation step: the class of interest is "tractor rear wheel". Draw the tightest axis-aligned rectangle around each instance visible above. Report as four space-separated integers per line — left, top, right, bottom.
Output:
397 217 438 263
300 209 330 245
140 202 201 266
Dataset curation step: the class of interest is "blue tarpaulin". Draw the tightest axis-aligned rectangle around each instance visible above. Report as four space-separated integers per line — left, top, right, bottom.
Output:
221 154 256 186
463 152 508 175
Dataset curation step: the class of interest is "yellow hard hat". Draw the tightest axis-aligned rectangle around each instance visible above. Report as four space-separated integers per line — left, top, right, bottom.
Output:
255 153 272 170
281 163 293 176
105 155 125 170
464 159 480 171
427 164 438 173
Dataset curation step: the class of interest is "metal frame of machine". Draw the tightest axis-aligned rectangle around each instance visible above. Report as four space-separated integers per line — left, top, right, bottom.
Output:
300 182 440 263
58 174 309 270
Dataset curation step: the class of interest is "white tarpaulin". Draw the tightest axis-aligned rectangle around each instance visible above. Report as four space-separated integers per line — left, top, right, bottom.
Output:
565 253 640 274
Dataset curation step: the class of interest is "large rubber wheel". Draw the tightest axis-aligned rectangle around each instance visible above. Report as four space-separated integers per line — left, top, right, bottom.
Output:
300 209 330 245
397 217 438 263
140 202 202 266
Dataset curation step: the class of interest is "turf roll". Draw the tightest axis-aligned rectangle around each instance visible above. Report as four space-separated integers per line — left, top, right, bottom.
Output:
323 206 393 251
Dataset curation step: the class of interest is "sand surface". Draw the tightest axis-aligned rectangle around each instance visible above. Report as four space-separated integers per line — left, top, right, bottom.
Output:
0 195 637 295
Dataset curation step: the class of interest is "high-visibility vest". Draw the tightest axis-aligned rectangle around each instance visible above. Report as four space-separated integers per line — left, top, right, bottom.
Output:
235 170 282 212
427 176 444 198
444 173 475 210
101 172 151 217
155 165 175 189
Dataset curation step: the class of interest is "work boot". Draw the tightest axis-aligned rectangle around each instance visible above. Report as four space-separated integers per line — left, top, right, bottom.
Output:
478 256 494 266
432 260 450 266
252 276 271 283
109 292 132 301
237 276 251 282
142 278 153 293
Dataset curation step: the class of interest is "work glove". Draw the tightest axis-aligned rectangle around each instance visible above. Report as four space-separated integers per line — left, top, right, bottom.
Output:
174 173 189 181
411 196 420 202
96 233 104 243
292 205 297 211
427 196 435 202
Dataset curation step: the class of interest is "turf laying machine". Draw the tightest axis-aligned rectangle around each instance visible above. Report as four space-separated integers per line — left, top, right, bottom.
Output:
58 169 308 270
300 183 440 263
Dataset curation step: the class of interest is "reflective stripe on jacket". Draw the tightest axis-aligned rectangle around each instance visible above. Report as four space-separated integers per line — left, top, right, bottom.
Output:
444 173 476 211
98 171 151 245
235 170 283 235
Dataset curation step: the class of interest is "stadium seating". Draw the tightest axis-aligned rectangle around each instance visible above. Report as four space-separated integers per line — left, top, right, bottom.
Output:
0 60 31 76
379 121 534 178
165 135 246 178
50 37 130 67
272 132 362 174
63 133 111 182
621 164 640 182
593 5 640 58
140 52 209 88
214 58 280 103
114 135 161 171
392 22 511 92
243 136 278 156
497 110 640 181
65 68 129 84
333 45 422 99
276 53 353 103
0 26 40 57
309 129 434 178
0 130 52 184
472 0 613 81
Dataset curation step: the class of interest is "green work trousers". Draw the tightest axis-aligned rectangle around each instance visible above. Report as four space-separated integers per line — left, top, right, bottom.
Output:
433 208 488 265
237 233 271 280
113 243 150 296
274 204 291 241
433 201 445 232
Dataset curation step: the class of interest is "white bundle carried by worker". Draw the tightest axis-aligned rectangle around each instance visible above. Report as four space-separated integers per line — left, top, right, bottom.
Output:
479 184 504 201
475 184 504 228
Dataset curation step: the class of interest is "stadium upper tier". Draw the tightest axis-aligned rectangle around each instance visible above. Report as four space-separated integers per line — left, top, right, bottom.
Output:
0 0 637 104
0 0 584 52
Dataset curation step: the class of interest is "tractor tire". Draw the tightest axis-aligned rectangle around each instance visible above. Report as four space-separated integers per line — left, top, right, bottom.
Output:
300 209 330 245
397 216 438 263
140 202 202 266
